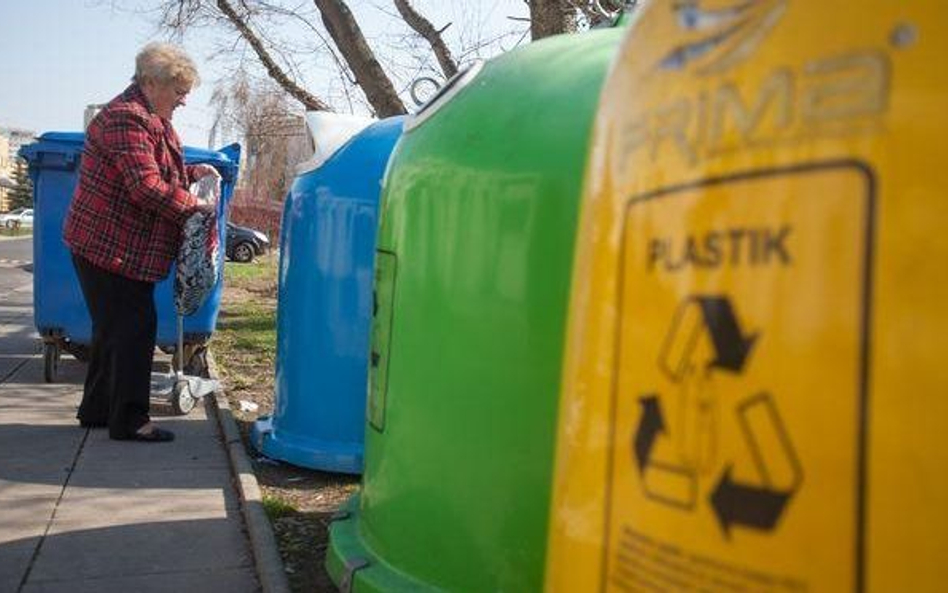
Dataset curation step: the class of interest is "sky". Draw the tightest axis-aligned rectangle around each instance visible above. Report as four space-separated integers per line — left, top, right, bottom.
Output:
0 1 528 149
0 1 219 146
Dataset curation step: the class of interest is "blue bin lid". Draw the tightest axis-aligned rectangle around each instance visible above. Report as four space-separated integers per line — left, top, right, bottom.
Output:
36 131 84 145
20 131 241 182
184 144 242 182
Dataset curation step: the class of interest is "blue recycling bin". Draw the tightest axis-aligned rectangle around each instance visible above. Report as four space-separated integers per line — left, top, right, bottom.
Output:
20 132 240 382
250 117 404 474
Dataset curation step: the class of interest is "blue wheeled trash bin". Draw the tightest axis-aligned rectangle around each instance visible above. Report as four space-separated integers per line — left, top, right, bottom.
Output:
250 116 404 473
19 132 241 395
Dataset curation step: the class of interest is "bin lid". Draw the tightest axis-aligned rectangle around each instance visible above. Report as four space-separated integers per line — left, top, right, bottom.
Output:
184 143 241 182
20 131 241 181
18 132 85 171
296 112 375 175
37 131 85 145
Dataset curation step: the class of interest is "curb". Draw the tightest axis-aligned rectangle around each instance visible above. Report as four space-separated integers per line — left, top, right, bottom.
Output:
206 351 291 593
0 233 32 241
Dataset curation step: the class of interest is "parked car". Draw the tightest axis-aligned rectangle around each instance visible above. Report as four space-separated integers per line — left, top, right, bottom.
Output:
0 208 33 229
226 222 270 263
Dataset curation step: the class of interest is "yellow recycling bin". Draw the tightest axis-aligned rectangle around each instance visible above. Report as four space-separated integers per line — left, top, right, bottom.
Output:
546 1 948 592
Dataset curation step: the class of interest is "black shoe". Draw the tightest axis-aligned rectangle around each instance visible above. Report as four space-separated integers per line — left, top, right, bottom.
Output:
117 427 175 443
79 419 108 429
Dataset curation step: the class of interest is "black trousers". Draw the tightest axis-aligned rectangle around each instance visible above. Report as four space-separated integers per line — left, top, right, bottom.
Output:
72 254 157 439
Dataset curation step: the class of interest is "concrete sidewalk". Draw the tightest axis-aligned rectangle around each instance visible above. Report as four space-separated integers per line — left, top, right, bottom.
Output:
0 271 261 592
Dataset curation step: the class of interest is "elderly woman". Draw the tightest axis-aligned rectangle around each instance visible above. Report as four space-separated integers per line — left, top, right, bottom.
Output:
64 42 216 442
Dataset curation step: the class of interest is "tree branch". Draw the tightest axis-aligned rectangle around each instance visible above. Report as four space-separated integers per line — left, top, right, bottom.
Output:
216 0 331 111
312 0 407 116
393 0 458 78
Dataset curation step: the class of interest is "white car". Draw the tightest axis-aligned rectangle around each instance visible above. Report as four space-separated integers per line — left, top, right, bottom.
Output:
0 208 33 229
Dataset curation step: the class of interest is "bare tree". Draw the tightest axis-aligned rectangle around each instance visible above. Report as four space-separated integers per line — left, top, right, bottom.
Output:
155 0 425 116
141 1 539 201
211 72 309 199
151 1 535 115
313 0 406 116
393 0 457 78
578 0 629 28
214 0 330 111
142 0 631 114
529 0 579 40
528 0 628 39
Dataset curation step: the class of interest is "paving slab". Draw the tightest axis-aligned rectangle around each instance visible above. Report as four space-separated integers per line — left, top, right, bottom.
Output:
0 358 85 388
32 517 252 582
0 307 36 321
57 467 239 522
0 497 57 544
0 336 39 357
21 566 260 593
0 423 84 468
0 408 81 430
0 358 31 383
0 251 264 592
77 424 229 471
0 471 68 501
0 538 38 585
0 385 77 407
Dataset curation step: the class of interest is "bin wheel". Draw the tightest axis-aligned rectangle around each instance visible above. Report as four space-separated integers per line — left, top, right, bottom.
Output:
43 342 60 383
183 345 209 378
172 344 210 378
63 341 90 363
171 381 197 415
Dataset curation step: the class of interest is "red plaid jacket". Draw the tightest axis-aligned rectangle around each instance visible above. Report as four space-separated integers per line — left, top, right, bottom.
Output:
64 83 199 282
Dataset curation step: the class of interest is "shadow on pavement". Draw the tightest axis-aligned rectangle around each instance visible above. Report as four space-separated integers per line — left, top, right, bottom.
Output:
0 413 232 490
0 517 258 593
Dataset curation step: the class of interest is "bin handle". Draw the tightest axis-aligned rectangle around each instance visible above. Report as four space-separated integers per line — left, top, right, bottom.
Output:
32 151 79 171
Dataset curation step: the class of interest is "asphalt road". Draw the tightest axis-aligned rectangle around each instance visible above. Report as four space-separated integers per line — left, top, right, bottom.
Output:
0 237 32 297
0 236 31 262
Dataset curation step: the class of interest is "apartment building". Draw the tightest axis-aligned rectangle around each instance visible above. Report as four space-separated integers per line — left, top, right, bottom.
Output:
0 126 36 212
0 133 12 212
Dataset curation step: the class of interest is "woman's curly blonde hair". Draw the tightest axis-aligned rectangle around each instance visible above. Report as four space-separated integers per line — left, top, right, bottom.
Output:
133 42 200 87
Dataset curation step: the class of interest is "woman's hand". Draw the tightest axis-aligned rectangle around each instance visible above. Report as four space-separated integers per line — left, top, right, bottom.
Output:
189 165 221 215
190 164 220 181
191 198 216 215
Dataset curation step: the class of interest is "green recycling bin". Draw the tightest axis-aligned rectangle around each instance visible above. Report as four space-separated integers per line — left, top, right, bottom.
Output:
327 27 623 592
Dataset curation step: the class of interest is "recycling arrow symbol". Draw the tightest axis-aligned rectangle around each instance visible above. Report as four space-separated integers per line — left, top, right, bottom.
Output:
633 394 664 474
660 295 758 382
633 295 803 537
710 465 792 536
697 297 758 372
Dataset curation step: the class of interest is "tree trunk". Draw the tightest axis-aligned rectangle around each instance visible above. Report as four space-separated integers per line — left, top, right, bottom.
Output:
529 0 579 40
216 0 331 112
393 0 458 78
313 0 407 117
